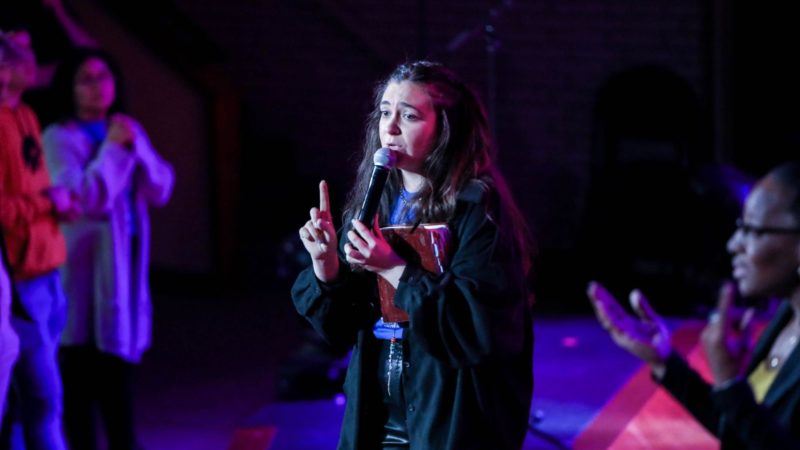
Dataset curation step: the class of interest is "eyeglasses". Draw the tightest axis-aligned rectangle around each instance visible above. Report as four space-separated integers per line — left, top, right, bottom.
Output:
735 218 800 237
75 71 112 86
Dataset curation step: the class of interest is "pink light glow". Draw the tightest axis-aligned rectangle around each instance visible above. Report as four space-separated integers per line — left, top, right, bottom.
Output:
561 336 579 348
334 393 346 406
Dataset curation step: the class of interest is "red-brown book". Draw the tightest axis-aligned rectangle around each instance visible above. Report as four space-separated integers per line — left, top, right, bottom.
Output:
377 223 451 322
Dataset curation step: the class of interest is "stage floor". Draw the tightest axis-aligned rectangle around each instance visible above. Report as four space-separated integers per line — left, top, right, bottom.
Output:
134 293 688 449
237 316 648 450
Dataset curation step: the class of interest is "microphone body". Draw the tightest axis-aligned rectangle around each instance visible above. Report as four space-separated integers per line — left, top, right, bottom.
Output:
356 148 396 224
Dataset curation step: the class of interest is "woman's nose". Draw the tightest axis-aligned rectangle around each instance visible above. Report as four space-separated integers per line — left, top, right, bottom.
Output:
726 228 743 254
386 119 400 135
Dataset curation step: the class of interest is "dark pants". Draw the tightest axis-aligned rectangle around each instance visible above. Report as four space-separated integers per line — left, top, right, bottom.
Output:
59 346 138 450
377 339 409 448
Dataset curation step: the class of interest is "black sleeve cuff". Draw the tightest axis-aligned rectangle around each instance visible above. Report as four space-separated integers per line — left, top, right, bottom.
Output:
710 377 753 410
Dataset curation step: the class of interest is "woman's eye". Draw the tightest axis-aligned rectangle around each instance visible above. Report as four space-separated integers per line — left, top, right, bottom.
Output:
379 110 390 117
403 113 418 121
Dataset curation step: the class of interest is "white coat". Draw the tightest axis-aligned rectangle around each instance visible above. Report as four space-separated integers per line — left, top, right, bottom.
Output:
43 119 174 362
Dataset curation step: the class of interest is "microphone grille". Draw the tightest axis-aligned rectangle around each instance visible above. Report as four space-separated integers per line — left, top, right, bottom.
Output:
373 147 396 168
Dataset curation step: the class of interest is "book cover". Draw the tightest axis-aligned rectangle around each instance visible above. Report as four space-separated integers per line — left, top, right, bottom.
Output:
377 223 451 322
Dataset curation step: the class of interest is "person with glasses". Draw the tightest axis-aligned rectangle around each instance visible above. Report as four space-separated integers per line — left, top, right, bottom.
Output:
0 31 78 450
41 47 174 450
587 160 800 449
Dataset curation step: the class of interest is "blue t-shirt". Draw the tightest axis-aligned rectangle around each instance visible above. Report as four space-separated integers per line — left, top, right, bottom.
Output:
373 187 419 337
388 187 418 225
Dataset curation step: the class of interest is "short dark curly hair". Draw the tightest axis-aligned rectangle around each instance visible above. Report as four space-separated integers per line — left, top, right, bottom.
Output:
768 161 800 224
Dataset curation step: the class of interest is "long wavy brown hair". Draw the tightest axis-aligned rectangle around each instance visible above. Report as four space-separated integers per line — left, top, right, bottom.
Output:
343 61 531 271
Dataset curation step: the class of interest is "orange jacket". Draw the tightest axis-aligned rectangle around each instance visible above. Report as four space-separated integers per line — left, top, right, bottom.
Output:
0 104 65 280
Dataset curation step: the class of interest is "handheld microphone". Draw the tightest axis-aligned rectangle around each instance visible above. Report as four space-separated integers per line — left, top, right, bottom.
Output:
356 147 396 224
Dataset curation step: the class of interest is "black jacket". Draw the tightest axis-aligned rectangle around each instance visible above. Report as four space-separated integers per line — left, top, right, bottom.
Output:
292 181 533 449
660 302 800 449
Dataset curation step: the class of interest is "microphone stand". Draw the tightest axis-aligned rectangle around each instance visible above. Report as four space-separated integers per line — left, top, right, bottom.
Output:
528 412 572 450
485 20 499 142
439 5 570 448
439 0 512 142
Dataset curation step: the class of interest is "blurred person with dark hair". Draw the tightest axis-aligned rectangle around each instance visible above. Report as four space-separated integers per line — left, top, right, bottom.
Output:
588 161 800 449
292 61 533 449
0 30 78 450
42 47 174 450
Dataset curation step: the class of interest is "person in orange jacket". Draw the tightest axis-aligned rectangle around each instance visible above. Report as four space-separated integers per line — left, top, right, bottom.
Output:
0 30 78 450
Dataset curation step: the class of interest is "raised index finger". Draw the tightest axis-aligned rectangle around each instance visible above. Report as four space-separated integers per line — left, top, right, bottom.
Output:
319 180 330 213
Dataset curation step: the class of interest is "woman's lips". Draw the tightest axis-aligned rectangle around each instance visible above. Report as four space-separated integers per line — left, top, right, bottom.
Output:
732 263 747 279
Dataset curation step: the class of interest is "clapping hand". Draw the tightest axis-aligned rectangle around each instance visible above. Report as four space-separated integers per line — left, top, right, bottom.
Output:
107 114 136 151
587 281 672 378
299 180 339 282
701 282 755 386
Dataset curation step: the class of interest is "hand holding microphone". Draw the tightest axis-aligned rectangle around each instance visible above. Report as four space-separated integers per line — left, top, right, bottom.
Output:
345 148 406 287
299 148 401 283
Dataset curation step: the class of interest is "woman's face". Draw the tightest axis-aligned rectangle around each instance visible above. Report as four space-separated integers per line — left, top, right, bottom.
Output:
73 57 115 118
379 80 438 174
727 176 800 298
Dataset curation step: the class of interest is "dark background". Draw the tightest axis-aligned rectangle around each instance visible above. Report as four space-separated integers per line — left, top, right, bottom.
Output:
5 1 800 441
8 0 800 315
